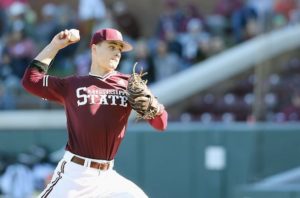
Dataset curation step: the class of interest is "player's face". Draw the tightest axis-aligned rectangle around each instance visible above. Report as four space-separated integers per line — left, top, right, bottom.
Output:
93 41 123 71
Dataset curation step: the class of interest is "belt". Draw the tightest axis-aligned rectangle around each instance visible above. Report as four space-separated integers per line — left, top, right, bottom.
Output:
71 156 110 171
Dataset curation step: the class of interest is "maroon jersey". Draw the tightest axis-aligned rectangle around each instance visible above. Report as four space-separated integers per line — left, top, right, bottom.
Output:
22 60 168 160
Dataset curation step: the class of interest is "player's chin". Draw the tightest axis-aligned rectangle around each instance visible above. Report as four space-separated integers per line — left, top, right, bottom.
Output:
109 60 119 69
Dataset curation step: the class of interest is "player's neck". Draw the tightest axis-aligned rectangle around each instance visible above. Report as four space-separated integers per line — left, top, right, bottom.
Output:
90 65 114 77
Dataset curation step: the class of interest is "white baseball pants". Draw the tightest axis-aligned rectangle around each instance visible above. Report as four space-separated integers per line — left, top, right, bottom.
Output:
38 151 148 198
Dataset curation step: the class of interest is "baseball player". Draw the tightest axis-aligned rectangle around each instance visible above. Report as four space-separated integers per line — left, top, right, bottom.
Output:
22 28 168 197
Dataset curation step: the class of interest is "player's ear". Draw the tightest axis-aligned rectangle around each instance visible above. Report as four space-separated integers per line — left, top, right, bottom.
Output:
91 44 97 52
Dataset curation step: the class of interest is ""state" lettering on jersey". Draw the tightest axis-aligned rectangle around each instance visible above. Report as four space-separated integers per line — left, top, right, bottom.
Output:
76 87 128 107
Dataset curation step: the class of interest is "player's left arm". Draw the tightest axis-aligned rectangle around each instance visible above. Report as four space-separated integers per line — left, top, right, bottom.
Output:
147 107 168 131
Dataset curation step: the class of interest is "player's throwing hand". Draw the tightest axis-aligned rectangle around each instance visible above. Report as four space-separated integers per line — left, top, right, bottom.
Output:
50 29 80 50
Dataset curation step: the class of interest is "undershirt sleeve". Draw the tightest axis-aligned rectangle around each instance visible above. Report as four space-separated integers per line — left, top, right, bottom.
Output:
147 110 168 131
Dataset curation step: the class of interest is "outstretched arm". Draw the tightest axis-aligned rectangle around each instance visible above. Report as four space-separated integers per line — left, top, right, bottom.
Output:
126 63 168 131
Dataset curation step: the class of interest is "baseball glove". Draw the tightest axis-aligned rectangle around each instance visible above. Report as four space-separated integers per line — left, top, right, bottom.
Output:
127 63 163 119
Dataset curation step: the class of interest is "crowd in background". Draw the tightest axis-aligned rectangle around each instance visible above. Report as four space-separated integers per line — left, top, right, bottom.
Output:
0 144 59 197
1 0 300 122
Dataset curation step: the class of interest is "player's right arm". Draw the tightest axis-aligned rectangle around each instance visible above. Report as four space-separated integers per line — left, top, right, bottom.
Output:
22 30 80 103
34 29 79 65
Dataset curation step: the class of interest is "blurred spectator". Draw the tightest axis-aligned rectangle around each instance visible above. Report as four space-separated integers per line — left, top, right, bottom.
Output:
0 86 18 109
56 4 78 32
272 14 288 29
246 0 275 33
274 0 297 21
164 29 183 58
5 29 36 78
0 7 7 37
92 8 116 34
112 1 141 40
231 3 258 43
0 0 28 9
211 0 244 39
0 154 34 198
51 4 79 76
289 1 300 25
78 0 106 40
214 0 243 18
134 39 156 84
120 39 155 83
35 3 58 48
179 18 211 65
78 0 106 22
74 49 91 76
156 0 184 40
205 14 228 38
5 2 36 37
179 3 204 32
28 145 55 192
6 2 27 32
153 40 181 81
208 36 225 55
0 53 19 109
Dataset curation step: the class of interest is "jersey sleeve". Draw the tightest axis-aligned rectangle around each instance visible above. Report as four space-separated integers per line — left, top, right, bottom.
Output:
147 109 168 131
22 60 67 104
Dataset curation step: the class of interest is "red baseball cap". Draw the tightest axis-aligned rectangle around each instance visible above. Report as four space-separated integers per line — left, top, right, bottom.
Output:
90 28 133 52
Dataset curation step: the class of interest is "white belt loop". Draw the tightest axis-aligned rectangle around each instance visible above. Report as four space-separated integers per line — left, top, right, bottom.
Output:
87 160 91 168
83 159 88 167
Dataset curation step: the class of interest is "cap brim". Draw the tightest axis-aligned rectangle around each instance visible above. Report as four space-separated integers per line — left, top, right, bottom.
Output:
113 40 133 52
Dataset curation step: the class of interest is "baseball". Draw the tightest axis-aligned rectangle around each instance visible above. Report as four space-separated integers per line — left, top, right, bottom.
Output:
69 29 80 42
